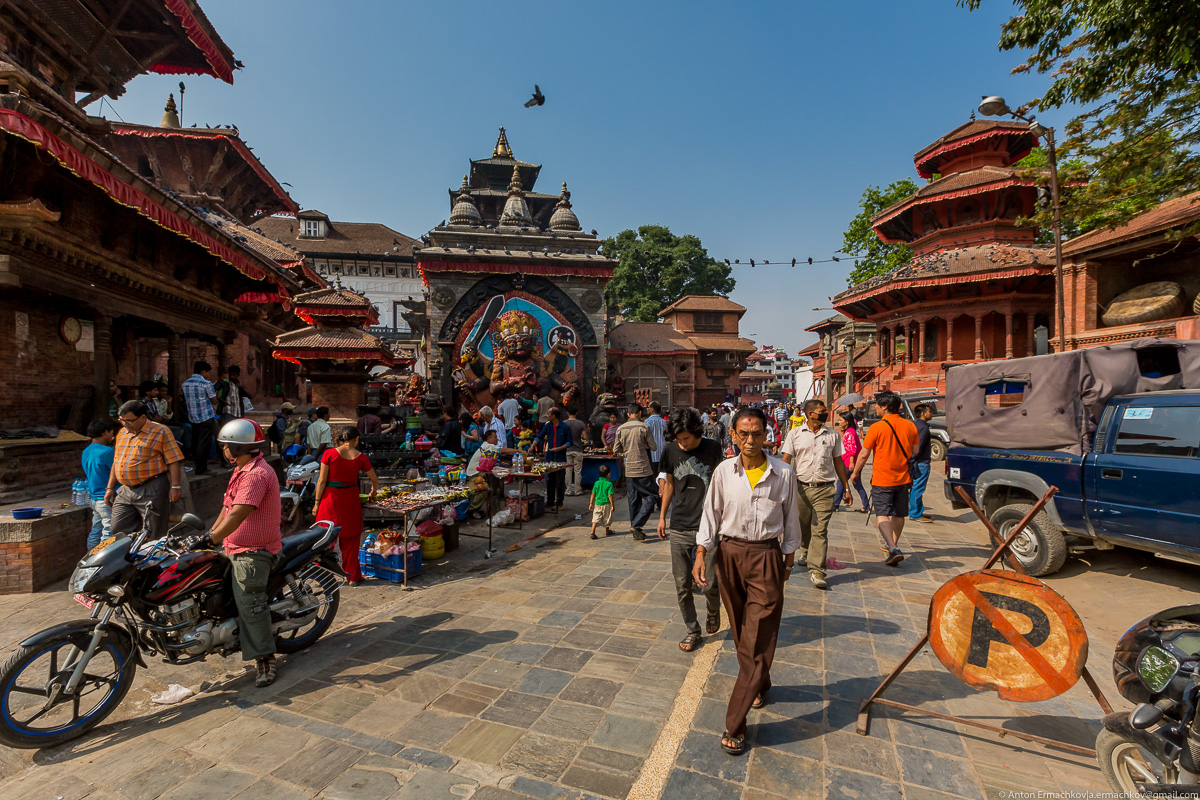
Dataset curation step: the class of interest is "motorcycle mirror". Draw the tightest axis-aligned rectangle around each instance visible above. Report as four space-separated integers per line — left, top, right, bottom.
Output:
180 513 204 530
1130 703 1165 730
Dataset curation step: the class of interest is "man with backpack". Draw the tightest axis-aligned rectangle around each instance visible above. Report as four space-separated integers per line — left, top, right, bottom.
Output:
850 391 918 567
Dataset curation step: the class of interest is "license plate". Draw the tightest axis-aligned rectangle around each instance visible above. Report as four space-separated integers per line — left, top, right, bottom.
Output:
73 593 95 610
287 480 305 485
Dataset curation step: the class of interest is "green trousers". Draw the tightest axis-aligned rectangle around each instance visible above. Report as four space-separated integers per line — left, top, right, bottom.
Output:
796 482 835 578
230 550 276 661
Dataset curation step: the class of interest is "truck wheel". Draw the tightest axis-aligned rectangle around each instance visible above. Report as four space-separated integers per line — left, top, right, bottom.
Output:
989 503 1067 576
930 439 946 462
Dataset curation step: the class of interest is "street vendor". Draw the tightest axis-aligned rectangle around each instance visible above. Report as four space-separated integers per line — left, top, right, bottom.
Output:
465 429 518 519
533 407 571 513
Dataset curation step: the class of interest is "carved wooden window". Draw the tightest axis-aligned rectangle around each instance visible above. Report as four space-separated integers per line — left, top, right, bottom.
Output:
694 312 723 332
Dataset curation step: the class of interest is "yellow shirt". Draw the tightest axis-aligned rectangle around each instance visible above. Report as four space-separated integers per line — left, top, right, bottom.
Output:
746 463 767 489
790 414 805 428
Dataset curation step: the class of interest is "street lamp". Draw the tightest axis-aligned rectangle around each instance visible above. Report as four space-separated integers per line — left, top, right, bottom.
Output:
978 96 1067 353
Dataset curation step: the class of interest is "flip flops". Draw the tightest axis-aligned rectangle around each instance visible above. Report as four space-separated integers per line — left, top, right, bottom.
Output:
705 611 721 635
720 732 746 755
679 633 702 652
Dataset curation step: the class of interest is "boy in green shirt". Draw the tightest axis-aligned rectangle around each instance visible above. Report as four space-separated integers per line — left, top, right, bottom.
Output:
589 465 615 540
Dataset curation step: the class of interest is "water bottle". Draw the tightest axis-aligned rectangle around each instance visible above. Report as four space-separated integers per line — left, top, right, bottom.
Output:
72 479 87 506
404 432 413 452
513 452 524 473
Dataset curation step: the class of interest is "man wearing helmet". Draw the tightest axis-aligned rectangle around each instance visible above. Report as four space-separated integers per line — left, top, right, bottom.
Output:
186 419 283 687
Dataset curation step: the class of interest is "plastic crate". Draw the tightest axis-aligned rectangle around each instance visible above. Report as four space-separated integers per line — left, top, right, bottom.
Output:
527 493 546 519
454 499 469 521
358 544 422 582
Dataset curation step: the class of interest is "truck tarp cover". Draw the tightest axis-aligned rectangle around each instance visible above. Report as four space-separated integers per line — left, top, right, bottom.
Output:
946 339 1200 454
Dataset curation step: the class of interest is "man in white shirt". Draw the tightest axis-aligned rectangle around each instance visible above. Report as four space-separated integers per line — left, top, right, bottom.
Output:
305 407 333 457
497 397 521 430
693 407 800 757
478 406 507 446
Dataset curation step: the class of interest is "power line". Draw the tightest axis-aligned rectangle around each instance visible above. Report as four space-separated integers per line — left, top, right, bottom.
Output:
718 255 848 268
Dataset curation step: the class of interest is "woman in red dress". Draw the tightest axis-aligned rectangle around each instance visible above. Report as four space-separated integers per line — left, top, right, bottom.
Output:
314 426 379 585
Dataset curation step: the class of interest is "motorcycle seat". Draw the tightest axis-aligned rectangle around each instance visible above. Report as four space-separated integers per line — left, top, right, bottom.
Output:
277 523 338 566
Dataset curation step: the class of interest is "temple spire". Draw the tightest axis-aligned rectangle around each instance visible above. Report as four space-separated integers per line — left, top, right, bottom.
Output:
500 165 532 226
550 181 581 231
450 175 482 225
493 126 513 159
160 93 180 128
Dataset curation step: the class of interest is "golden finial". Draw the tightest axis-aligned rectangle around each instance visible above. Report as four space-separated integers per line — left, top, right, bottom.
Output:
493 126 513 159
160 93 180 128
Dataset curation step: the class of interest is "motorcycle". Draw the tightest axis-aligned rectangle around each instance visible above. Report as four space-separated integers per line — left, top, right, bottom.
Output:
0 513 344 749
1097 605 1200 794
280 455 321 536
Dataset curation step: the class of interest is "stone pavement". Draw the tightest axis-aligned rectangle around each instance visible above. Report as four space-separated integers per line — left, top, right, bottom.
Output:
1 468 1198 800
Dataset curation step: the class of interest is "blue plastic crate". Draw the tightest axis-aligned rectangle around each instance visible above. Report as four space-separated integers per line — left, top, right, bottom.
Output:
454 499 469 521
358 545 422 582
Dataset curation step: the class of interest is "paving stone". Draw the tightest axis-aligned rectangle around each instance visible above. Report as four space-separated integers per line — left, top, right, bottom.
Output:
508 775 580 800
692 697 730 734
345 732 404 756
443 719 525 764
540 610 586 627
229 780 313 800
270 737 364 791
156 766 256 800
589 712 660 755
516 667 575 697
432 689 494 716
500 731 580 779
392 768 479 800
746 747 823 798
660 767 742 800
424 653 490 679
474 787 544 800
897 745 985 797
317 767 399 800
574 745 643 774
578 652 640 680
880 715 969 756
560 765 635 799
675 728 748 783
559 676 622 708
598 635 651 659
826 765 904 800
531 700 606 741
470 659 532 688
109 752 213 800
394 710 472 749
823 728 899 776
400 747 456 770
538 646 595 672
481 690 553 728
498 642 554 664
752 713 825 761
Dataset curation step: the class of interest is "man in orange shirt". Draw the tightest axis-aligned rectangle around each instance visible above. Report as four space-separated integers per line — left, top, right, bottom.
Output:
850 391 918 566
106 399 186 540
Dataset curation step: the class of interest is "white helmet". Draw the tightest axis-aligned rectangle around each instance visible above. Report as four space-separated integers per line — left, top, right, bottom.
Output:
217 418 266 445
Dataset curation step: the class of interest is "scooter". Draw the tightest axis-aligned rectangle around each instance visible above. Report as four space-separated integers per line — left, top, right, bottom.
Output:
280 455 320 536
1097 605 1200 793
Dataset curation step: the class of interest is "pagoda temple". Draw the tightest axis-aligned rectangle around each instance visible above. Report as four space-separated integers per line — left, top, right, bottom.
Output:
834 120 1058 393
417 128 614 415
271 282 396 424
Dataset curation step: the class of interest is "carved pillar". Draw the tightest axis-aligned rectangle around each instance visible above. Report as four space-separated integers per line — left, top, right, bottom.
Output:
844 338 855 394
93 314 112 421
1026 313 1035 357
918 320 927 363
1004 312 1015 359
946 316 955 360
974 315 984 360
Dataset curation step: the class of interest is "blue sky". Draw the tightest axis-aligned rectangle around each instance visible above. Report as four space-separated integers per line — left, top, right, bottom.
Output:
107 0 1068 357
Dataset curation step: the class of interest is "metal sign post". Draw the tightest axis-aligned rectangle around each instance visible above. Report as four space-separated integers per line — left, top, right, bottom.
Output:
856 485 1113 757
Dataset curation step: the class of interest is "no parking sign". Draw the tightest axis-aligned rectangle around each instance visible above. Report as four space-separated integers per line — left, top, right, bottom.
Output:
928 570 1088 702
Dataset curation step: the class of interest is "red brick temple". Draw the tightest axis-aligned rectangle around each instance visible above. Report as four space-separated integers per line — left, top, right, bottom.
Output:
271 282 396 425
834 120 1058 393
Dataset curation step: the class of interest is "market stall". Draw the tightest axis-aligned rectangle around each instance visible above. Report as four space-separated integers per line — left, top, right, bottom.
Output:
506 461 566 530
581 450 623 488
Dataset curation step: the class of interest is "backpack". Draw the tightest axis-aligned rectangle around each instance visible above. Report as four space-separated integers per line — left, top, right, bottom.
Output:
267 416 285 445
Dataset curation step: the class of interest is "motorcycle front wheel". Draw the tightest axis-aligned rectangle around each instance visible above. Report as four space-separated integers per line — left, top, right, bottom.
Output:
1096 728 1177 794
0 628 137 748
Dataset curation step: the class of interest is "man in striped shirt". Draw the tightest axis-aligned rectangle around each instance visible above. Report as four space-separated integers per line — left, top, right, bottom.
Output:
181 360 218 475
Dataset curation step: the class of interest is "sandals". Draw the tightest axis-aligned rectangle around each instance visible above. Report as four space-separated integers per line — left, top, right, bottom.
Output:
255 657 277 688
720 732 746 755
705 611 720 635
679 633 702 652
752 692 767 709
590 532 599 540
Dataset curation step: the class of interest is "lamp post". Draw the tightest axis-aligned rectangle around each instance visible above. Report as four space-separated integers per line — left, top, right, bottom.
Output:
979 96 1067 353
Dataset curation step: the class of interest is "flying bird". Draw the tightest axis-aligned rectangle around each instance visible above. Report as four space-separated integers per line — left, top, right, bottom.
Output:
525 85 545 108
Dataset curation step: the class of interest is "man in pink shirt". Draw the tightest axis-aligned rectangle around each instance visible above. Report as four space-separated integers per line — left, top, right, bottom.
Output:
195 420 283 686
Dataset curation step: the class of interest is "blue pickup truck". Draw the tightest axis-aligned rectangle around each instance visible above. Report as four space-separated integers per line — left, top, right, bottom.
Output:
944 340 1200 576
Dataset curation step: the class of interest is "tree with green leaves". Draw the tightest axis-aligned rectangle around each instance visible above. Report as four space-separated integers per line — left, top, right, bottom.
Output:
964 0 1200 232
841 179 919 287
602 225 735 321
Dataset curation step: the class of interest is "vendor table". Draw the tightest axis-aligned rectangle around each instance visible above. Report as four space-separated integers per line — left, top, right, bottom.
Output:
581 454 623 489
506 463 566 530
361 488 494 582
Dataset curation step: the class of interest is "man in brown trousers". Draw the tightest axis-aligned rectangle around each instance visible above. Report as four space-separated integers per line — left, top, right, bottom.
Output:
693 407 801 756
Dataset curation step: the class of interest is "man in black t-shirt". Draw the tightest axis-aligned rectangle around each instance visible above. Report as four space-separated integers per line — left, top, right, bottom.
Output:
657 407 725 653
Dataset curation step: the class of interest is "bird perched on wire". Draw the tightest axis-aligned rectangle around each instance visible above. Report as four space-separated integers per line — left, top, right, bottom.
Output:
525 85 545 108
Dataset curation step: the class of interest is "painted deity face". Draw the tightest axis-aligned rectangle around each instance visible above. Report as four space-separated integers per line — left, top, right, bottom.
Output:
495 311 540 361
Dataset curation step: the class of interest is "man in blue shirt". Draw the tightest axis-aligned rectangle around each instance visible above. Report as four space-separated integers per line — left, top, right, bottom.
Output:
181 360 218 475
82 419 117 550
534 407 572 513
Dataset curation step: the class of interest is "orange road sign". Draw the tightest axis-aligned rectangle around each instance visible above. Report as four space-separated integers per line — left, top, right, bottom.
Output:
928 570 1088 702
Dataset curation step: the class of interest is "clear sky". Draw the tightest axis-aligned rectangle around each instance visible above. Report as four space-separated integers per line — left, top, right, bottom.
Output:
106 0 1069 358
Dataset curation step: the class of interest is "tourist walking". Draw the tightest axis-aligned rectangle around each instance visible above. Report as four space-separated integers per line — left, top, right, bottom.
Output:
850 391 918 566
588 464 615 539
693 408 800 755
306 407 333 458
832 411 870 512
314 426 379 586
105 400 185 539
534 407 571 512
779 399 850 590
614 403 656 540
563 407 587 496
82 420 117 550
657 408 724 651
645 401 666 474
181 360 218 475
703 409 725 444
908 403 934 523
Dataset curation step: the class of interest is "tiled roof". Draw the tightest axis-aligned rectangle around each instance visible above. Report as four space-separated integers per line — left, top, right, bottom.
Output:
804 314 849 333
913 120 1036 176
658 295 746 316
272 327 386 349
257 216 417 258
608 322 698 353
1062 192 1200 256
293 285 373 308
835 243 1053 303
689 335 757 353
740 369 772 378
202 212 301 264
873 167 1037 227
